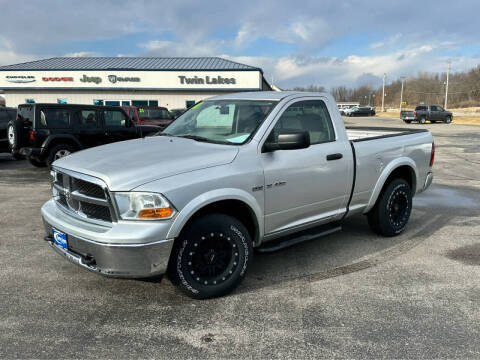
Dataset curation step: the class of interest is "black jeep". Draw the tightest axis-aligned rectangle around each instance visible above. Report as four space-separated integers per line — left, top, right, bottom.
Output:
8 103 160 167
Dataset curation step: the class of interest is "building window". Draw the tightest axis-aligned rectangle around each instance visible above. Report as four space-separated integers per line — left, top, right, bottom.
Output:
25 99 35 104
148 100 158 107
132 100 148 107
57 98 67 104
186 100 195 108
94 99 104 106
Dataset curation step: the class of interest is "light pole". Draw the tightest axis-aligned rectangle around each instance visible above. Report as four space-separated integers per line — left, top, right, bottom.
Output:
381 73 386 112
444 61 450 109
399 76 406 112
369 93 376 106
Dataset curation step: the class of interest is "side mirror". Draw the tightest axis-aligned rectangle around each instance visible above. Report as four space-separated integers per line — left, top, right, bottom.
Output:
263 130 310 152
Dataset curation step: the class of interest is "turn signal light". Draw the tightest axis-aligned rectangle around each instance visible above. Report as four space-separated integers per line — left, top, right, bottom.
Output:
138 208 173 219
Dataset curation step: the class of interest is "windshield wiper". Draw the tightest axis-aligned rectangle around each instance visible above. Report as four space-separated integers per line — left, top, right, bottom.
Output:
176 135 227 144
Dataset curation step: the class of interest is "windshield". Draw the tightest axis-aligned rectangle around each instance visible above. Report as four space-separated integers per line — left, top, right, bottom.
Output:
162 100 278 144
138 108 170 119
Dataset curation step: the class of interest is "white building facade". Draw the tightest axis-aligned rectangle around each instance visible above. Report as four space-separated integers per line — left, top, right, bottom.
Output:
0 57 271 109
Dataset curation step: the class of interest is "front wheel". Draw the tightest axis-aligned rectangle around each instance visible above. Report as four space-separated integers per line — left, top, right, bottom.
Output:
404 120 412 124
444 116 452 124
367 178 412 237
168 213 253 299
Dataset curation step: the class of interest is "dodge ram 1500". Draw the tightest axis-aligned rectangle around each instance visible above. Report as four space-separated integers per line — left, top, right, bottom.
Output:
42 91 434 299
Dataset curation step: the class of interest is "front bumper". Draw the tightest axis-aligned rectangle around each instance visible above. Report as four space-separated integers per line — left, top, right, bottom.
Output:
41 199 174 278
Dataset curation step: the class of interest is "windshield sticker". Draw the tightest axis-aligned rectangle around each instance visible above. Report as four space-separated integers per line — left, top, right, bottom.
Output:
226 134 250 143
191 102 202 110
139 108 145 113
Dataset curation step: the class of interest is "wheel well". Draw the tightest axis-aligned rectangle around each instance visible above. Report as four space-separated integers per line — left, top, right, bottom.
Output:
384 165 416 193
43 138 80 157
181 200 259 244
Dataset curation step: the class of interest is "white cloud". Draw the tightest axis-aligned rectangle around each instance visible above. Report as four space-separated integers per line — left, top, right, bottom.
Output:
139 39 224 57
64 51 99 57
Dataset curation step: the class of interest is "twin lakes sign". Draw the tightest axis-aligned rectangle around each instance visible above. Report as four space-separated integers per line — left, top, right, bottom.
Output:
178 75 236 85
0 70 261 90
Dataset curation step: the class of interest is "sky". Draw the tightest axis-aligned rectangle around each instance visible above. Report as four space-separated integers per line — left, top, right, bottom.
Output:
1 0 479 89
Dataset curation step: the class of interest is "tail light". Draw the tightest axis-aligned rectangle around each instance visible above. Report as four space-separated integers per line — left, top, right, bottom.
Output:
430 142 435 167
29 130 37 141
413 111 417 117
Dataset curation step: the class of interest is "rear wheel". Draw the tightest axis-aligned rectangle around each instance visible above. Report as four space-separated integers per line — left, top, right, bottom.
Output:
419 117 426 124
27 156 47 168
46 144 75 167
168 213 253 299
367 178 412 237
404 120 412 124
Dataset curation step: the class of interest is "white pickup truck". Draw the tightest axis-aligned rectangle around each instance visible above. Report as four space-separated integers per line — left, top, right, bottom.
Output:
42 91 434 299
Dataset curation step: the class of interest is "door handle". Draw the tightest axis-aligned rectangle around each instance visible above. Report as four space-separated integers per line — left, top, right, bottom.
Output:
326 153 343 161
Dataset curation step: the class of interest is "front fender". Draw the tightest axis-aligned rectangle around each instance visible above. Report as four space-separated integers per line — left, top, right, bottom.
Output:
363 157 418 214
166 188 264 245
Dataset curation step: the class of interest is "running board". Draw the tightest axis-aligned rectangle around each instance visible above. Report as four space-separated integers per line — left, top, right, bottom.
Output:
257 223 342 253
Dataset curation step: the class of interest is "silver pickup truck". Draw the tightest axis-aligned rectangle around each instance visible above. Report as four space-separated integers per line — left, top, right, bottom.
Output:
42 91 434 299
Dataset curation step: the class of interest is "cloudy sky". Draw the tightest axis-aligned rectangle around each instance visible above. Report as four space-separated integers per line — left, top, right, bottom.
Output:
1 0 479 89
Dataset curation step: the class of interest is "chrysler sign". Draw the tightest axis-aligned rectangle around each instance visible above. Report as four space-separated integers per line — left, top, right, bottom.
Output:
5 75 36 83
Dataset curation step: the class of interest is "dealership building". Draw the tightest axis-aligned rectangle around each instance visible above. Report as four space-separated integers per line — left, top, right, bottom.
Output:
0 57 272 108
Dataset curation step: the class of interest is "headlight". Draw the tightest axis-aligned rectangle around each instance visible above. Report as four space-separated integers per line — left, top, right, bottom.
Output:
113 192 176 220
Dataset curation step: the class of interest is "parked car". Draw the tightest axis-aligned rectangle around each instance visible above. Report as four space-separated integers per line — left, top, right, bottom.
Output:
123 106 174 129
338 105 353 115
345 106 375 117
0 106 24 159
401 105 452 124
41 91 434 299
8 103 160 167
169 108 187 119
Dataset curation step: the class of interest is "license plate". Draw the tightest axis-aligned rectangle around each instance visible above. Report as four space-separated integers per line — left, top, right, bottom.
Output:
52 228 68 249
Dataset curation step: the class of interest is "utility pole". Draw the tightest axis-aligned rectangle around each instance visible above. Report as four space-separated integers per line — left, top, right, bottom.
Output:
381 73 386 112
399 76 405 112
444 61 450 109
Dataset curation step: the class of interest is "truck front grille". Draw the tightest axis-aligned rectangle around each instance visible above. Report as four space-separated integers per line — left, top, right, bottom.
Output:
52 169 115 224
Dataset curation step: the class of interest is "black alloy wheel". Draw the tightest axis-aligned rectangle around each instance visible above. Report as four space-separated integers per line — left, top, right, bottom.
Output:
168 213 253 299
367 178 412 237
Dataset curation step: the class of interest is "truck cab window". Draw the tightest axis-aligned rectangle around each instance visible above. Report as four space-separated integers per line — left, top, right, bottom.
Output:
272 100 335 144
104 110 127 127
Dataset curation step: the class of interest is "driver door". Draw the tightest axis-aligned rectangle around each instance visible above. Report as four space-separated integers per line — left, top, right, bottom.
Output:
261 98 351 236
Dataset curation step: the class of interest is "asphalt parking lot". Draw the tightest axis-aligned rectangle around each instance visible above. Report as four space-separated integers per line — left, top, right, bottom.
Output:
1 116 479 359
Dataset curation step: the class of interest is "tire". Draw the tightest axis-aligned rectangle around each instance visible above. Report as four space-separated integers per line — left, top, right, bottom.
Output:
367 178 412 237
46 143 75 167
27 156 47 167
168 213 253 299
7 120 23 151
419 117 426 124
444 116 452 124
404 120 412 124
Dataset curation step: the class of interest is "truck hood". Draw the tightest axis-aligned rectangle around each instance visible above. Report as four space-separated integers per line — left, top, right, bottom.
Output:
53 136 239 190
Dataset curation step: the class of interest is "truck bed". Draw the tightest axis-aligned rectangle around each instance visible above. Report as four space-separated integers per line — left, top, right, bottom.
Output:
346 126 428 142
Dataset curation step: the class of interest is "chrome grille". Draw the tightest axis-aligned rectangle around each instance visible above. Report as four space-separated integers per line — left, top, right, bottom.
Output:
52 169 115 224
